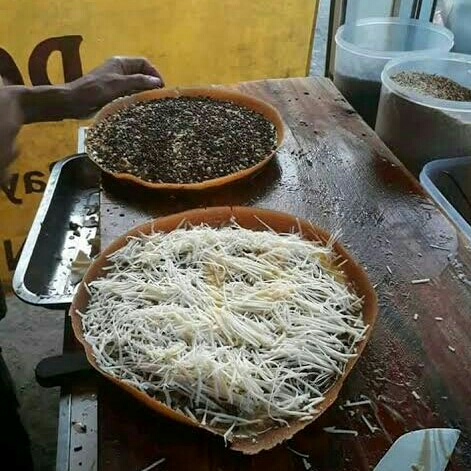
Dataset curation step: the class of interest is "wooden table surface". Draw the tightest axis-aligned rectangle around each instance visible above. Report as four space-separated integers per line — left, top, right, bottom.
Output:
95 77 471 471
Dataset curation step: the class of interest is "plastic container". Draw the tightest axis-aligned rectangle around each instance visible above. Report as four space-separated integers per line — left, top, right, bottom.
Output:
334 18 454 127
442 0 471 54
376 52 471 176
420 156 471 243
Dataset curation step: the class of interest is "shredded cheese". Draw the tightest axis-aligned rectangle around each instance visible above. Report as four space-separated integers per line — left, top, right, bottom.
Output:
411 278 430 285
361 414 379 433
344 399 371 408
429 244 448 251
79 223 366 438
323 426 358 436
287 446 310 458
302 457 312 470
140 458 165 471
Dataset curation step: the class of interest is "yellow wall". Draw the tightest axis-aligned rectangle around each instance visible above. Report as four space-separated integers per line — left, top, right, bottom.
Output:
0 0 318 287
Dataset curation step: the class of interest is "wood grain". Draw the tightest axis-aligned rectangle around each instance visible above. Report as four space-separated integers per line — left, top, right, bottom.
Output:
96 77 471 470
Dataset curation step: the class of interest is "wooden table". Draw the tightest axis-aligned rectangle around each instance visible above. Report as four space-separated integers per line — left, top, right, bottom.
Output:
78 77 471 470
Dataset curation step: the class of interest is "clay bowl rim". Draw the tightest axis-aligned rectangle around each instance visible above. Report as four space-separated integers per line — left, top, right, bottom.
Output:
86 87 285 191
69 206 378 454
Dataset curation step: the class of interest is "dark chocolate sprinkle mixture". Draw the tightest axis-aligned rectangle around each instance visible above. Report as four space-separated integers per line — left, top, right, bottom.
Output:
87 96 277 184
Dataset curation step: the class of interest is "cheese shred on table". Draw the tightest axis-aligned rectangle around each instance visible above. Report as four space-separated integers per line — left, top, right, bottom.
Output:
79 223 367 439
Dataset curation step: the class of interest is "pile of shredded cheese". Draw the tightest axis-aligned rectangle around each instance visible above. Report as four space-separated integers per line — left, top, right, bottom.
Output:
80 223 367 440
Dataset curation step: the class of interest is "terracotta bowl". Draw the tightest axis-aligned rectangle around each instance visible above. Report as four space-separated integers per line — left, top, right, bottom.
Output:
70 206 378 454
86 88 285 190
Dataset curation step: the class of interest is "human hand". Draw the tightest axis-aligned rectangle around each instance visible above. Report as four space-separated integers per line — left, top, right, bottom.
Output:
68 56 164 118
0 85 22 177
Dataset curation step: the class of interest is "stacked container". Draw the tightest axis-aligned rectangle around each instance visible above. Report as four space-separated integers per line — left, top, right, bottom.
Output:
334 18 454 127
442 0 471 54
376 53 471 176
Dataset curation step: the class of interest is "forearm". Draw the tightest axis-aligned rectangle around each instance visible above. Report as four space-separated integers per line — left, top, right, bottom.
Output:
4 57 163 125
7 84 83 124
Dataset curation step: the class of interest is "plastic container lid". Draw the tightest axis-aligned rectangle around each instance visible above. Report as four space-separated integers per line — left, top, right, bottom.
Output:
381 52 471 113
335 17 454 60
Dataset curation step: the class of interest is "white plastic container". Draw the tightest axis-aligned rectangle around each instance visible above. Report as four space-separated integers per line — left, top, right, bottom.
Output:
442 0 471 54
420 156 471 243
376 52 471 176
334 18 454 127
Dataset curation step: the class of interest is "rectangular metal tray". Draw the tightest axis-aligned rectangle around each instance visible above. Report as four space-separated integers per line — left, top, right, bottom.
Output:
13 154 100 309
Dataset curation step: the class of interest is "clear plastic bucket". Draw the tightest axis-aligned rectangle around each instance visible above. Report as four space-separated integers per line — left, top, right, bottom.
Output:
376 52 471 176
334 18 454 127
442 0 471 54
420 156 471 243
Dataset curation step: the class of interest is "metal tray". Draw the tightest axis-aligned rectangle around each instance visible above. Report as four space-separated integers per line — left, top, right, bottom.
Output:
13 154 100 309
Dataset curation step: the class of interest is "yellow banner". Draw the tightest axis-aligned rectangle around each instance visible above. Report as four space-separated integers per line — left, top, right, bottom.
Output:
0 0 317 287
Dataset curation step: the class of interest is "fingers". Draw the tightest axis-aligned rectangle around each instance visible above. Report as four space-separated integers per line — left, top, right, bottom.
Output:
71 57 166 117
113 73 164 95
110 56 165 86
